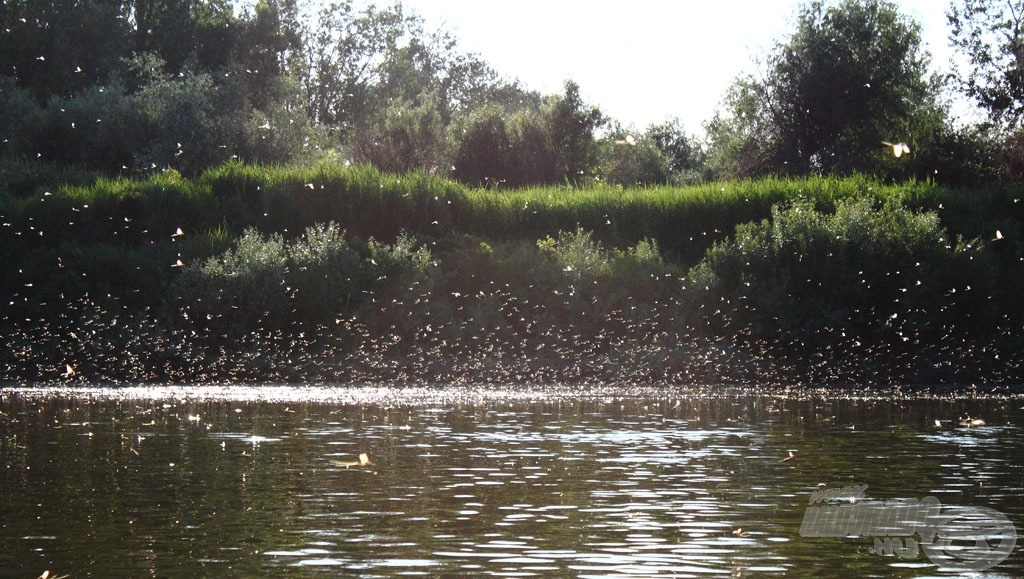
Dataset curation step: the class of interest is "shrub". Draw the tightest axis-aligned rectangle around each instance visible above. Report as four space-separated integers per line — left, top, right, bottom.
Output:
537 227 611 280
174 227 291 335
173 223 432 337
601 138 669 187
453 106 513 187
38 83 141 172
685 198 998 345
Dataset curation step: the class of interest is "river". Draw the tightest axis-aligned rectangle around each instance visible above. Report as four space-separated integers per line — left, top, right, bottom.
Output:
0 385 1020 577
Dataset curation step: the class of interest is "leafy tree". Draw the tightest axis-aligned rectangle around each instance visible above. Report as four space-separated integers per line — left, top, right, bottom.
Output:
0 0 131 100
601 135 669 187
354 91 450 174
546 80 605 184
299 0 529 163
127 0 238 77
453 105 512 186
948 0 1024 125
707 0 943 179
376 30 526 124
703 79 778 179
301 1 410 130
645 118 702 181
507 108 558 186
235 0 304 111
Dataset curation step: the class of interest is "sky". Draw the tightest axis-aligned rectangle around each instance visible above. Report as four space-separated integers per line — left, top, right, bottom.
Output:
392 0 965 133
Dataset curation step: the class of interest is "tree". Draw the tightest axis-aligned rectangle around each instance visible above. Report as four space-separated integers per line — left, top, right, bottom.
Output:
645 118 701 181
126 0 237 77
707 0 944 179
948 0 1024 126
235 0 304 111
507 108 557 186
453 105 512 186
301 1 413 130
0 0 131 100
546 80 604 184
601 135 669 187
354 92 450 174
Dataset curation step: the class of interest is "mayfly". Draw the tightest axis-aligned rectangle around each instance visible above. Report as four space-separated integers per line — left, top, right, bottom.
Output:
881 141 910 158
330 453 374 468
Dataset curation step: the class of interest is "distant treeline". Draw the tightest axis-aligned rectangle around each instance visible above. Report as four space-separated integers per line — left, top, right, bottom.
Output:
1 0 1022 185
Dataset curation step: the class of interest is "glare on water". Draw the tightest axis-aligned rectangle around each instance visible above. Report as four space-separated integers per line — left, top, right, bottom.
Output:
1 385 1021 577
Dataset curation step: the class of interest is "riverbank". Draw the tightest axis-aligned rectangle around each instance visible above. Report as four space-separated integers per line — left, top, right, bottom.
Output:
2 160 1022 385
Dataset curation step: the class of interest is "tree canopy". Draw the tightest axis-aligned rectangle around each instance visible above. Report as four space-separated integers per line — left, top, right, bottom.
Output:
949 0 1024 126
705 0 948 180
0 0 1018 185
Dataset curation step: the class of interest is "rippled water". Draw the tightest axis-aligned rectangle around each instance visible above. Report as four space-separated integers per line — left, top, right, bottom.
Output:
1 385 1021 577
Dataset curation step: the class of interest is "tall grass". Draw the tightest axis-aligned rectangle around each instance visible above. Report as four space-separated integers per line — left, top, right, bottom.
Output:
200 161 465 240
460 175 939 264
6 159 1018 263
3 159 1023 384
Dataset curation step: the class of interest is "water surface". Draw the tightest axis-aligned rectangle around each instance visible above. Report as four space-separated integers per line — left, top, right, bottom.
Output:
1 385 1021 577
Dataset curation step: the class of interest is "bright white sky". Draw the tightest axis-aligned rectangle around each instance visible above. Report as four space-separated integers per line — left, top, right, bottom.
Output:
392 0 965 133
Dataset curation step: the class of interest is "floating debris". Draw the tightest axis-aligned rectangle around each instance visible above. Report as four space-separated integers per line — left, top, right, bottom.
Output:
330 453 374 468
958 415 986 428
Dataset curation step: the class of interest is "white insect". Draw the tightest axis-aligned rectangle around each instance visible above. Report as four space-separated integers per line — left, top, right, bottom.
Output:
882 141 911 158
614 135 637 146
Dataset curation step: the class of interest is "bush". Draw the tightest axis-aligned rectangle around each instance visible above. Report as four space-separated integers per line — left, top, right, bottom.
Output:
685 198 998 345
175 227 291 335
173 223 431 337
601 138 669 187
537 227 611 280
38 83 141 172
453 106 512 187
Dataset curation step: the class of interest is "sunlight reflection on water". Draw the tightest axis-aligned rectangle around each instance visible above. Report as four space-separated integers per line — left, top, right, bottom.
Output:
0 385 1022 577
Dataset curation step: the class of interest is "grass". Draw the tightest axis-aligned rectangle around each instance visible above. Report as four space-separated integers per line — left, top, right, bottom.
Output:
2 159 1023 385
457 175 964 264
